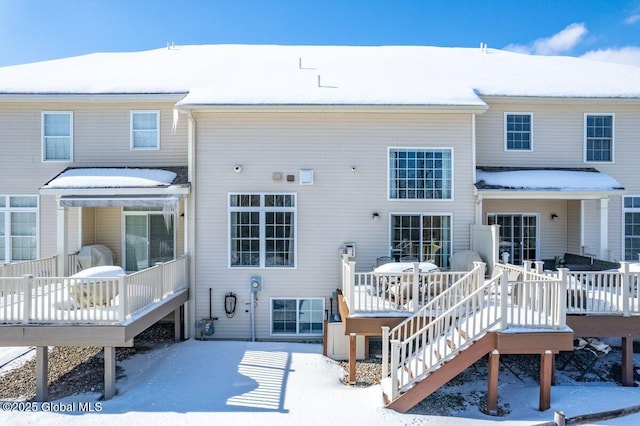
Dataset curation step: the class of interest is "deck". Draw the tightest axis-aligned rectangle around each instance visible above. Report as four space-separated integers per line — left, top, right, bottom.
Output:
0 256 190 400
338 257 640 413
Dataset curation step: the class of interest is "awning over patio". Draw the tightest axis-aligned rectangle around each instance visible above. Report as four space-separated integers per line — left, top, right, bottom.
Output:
39 166 190 199
475 167 624 199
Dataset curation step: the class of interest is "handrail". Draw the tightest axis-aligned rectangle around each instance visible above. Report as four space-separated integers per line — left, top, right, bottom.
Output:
383 262 567 401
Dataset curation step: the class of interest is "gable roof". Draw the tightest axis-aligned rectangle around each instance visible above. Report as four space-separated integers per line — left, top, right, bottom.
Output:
1 45 640 107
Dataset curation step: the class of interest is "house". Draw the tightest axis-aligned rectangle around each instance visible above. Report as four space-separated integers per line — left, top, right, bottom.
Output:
0 44 640 407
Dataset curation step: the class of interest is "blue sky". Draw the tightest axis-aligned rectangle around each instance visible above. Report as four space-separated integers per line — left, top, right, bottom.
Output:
0 0 639 67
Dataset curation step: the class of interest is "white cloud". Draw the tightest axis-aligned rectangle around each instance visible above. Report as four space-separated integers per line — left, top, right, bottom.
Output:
625 14 640 24
581 47 640 67
504 23 588 55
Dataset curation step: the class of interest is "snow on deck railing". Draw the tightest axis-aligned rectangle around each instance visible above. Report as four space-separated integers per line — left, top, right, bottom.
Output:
382 262 566 400
545 262 640 316
0 256 188 324
340 255 467 315
0 256 58 278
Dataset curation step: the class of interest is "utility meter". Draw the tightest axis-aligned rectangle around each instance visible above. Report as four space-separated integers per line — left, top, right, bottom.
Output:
250 276 262 292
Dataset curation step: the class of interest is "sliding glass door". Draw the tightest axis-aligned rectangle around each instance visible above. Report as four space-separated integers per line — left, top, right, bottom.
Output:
124 211 174 272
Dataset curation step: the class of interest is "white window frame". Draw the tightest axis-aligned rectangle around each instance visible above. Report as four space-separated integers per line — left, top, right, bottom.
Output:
389 212 453 267
623 196 640 261
228 193 297 269
130 110 160 150
270 297 325 336
584 113 614 163
387 147 454 201
504 112 533 151
42 111 73 162
0 195 39 263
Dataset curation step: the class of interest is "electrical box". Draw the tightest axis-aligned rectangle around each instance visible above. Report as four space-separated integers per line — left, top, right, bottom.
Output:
250 276 262 292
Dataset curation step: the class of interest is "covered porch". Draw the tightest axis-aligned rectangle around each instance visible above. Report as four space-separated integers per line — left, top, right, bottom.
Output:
475 167 624 263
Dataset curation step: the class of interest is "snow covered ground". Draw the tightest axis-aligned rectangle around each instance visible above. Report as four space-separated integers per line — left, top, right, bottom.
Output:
0 339 639 425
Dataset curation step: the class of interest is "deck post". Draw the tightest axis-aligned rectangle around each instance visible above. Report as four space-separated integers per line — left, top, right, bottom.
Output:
539 350 553 411
390 340 400 400
118 275 127 321
348 260 356 313
487 349 499 415
22 274 32 324
104 346 116 399
56 204 69 277
35 346 48 401
381 326 390 378
557 268 568 328
174 307 182 341
621 262 630 317
534 260 545 275
622 336 634 386
348 333 357 384
500 270 509 330
412 262 419 312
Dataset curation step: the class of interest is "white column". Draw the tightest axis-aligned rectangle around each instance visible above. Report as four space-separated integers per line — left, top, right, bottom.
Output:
475 194 483 225
57 202 69 277
597 198 609 260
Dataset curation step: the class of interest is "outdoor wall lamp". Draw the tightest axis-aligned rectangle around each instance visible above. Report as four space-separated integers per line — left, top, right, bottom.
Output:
551 213 558 221
372 212 380 221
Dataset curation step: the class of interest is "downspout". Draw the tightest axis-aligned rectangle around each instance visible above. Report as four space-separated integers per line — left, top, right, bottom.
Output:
180 108 197 339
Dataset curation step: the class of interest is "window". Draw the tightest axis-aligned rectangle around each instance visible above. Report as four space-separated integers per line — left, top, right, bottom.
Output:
388 148 452 199
124 208 175 272
271 298 324 335
505 113 532 151
624 197 640 261
0 196 38 262
229 193 296 268
42 111 72 161
390 214 451 267
585 114 614 162
131 111 160 149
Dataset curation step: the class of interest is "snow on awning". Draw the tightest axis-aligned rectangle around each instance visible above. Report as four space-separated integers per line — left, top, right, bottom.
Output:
40 167 190 197
475 167 624 199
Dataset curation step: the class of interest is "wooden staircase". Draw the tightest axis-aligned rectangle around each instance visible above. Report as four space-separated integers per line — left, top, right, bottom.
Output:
383 332 497 412
381 262 569 413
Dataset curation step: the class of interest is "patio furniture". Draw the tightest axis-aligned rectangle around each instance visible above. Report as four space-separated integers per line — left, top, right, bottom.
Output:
373 262 439 304
69 265 124 307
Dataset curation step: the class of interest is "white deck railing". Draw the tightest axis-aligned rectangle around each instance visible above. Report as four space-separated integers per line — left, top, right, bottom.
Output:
545 263 640 316
340 255 468 315
0 256 188 324
0 256 58 279
381 262 567 401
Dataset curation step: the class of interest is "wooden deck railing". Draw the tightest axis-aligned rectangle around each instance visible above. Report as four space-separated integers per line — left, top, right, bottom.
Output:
0 256 188 324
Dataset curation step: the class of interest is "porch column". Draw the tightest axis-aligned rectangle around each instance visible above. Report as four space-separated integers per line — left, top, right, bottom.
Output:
597 198 609 260
56 202 69 277
35 346 48 401
475 194 484 225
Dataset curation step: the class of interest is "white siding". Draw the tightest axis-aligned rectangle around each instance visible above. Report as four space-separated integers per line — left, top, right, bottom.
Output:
193 112 475 339
0 101 188 261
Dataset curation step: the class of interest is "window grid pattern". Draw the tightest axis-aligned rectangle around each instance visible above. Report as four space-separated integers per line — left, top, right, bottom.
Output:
0 196 37 262
391 214 451 267
389 148 452 199
624 197 640 261
272 298 324 335
505 114 531 150
131 111 159 149
229 193 296 268
43 112 72 161
586 115 613 162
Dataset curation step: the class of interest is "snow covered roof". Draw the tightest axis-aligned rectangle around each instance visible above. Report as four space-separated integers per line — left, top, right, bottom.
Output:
1 45 640 106
475 167 624 194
